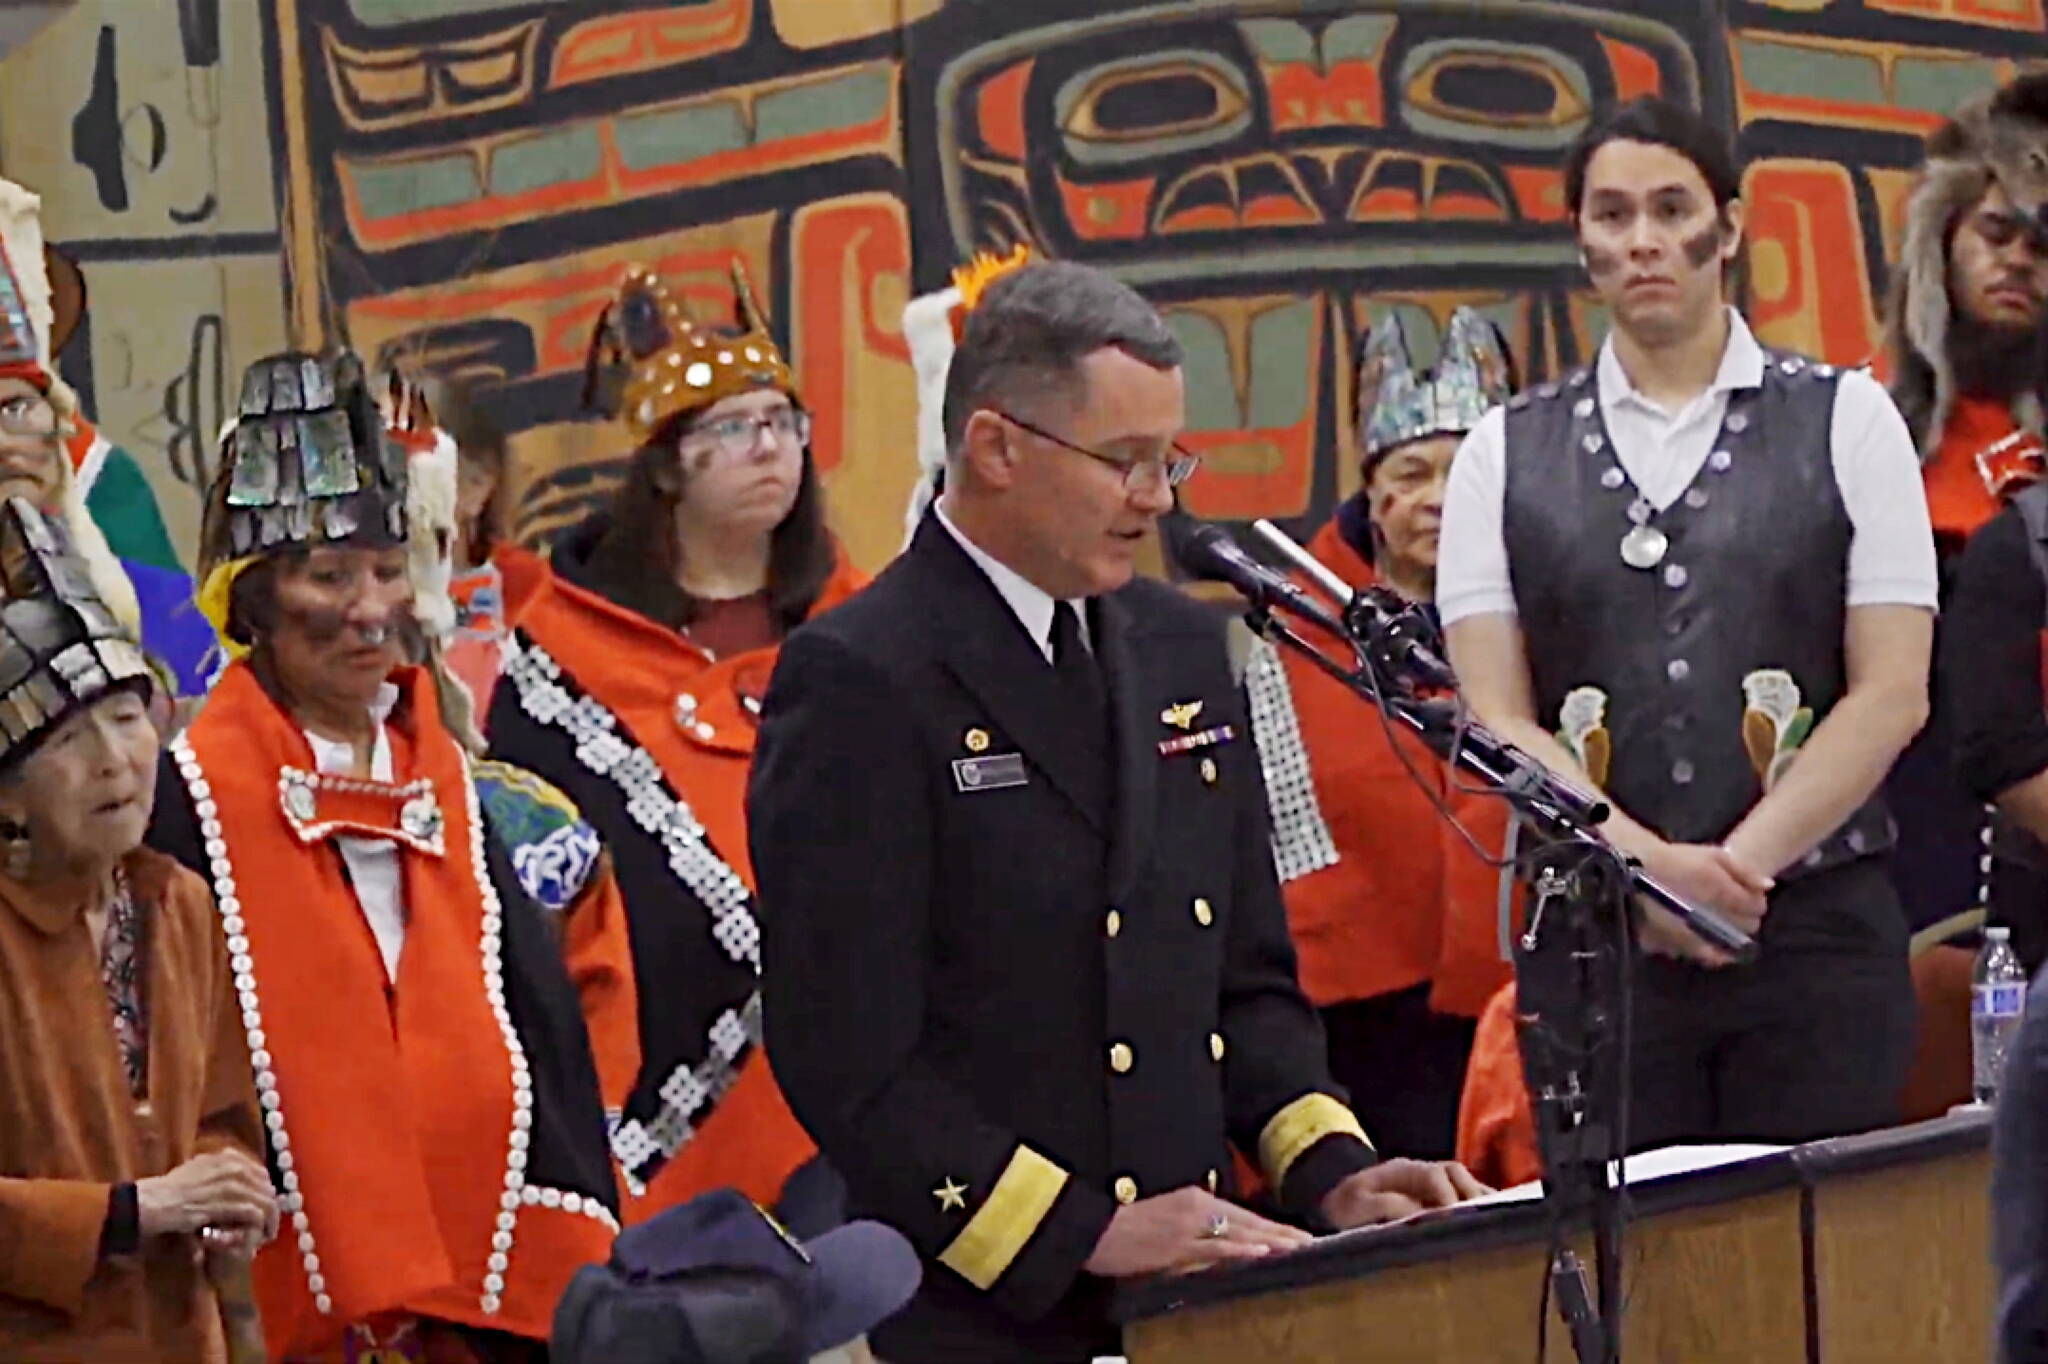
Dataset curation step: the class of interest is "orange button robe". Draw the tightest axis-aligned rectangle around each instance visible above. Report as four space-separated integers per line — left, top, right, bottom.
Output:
1259 519 1517 1019
489 547 867 1222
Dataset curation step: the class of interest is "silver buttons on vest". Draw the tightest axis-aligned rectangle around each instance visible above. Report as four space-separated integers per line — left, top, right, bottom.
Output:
1726 412 1750 434
1664 564 1689 589
1574 397 1595 420
1672 759 1696 785
1708 449 1733 472
1684 487 1709 510
1600 467 1625 490
1667 658 1691 682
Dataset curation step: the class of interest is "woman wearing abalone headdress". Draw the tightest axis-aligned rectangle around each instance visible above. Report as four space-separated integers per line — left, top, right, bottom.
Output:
146 350 635 1363
1231 306 1521 1161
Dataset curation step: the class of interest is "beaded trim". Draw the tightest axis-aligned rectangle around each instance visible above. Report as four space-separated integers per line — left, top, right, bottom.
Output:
457 757 535 1317
501 634 761 1188
277 768 445 856
1243 638 1339 883
171 737 600 1319
518 1182 622 1235
171 734 333 1316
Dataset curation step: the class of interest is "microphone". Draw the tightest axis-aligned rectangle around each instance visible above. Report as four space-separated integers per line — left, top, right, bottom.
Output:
1174 522 1345 636
1249 519 1458 692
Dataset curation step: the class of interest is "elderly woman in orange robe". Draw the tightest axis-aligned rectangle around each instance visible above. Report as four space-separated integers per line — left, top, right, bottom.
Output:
0 495 273 1362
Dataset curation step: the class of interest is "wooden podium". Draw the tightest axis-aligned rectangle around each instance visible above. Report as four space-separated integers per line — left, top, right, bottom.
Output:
1117 1113 1991 1363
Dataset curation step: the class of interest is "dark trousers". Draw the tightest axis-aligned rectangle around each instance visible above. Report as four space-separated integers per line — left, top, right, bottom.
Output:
1320 984 1478 1161
1624 859 1916 1151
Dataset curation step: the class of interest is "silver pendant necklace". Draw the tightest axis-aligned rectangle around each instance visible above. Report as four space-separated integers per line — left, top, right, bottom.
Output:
1619 496 1667 570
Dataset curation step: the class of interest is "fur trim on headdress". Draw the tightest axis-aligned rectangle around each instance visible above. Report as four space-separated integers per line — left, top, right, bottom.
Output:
380 367 484 753
899 245 1032 544
902 286 960 543
1885 72 2048 459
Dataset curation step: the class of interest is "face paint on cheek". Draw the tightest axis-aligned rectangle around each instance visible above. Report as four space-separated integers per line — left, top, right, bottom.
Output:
278 601 352 645
1581 242 1623 282
1681 221 1724 272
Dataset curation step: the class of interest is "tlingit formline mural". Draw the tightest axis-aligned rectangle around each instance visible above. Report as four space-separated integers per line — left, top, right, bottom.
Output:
3 0 2043 577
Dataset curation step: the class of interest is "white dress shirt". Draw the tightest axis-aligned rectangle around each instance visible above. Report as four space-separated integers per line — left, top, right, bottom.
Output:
1437 309 1940 627
934 498 1090 661
303 682 406 982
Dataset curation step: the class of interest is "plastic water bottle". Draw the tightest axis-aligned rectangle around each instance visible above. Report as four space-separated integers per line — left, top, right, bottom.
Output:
1973 926 2029 1105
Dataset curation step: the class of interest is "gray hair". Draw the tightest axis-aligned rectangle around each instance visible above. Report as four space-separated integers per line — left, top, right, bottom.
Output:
940 261 1183 455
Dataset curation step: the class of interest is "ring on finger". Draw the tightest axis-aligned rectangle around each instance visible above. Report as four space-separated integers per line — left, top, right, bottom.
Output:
1201 1213 1229 1240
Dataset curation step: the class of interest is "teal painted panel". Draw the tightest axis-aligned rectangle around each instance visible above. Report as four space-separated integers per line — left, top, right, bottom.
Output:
352 152 481 219
1737 38 1885 105
1167 313 1243 433
349 0 564 26
488 124 602 196
756 67 894 143
616 102 751 169
1247 300 1315 429
1893 58 2001 117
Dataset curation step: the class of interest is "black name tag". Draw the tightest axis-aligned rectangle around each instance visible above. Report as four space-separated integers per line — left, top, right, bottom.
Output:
953 753 1028 793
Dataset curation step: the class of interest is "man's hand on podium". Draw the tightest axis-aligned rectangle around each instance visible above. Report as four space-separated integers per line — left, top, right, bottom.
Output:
1083 1187 1311 1277
1318 1158 1490 1230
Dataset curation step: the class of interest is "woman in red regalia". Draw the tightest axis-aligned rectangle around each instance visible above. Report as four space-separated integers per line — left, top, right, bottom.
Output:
147 350 634 1363
485 264 865 1221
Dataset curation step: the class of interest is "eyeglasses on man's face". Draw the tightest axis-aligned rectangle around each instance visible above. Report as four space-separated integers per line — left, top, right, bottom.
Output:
681 406 812 461
990 408 1200 491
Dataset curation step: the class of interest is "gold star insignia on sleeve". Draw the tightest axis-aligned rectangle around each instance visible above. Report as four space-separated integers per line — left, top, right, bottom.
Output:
934 1177 968 1212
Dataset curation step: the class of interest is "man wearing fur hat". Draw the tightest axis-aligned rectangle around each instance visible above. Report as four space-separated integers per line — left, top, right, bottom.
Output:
1881 72 2048 951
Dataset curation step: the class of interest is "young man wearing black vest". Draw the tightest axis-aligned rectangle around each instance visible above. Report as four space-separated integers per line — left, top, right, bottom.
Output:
1438 98 1938 1149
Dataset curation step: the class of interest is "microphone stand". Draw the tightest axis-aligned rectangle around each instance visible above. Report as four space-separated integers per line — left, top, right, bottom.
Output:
1236 593 1754 1364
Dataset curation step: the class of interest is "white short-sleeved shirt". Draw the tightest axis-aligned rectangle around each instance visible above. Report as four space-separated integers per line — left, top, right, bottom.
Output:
1436 309 1939 628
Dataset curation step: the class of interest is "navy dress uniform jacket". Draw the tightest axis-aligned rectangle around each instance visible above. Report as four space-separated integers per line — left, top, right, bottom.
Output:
747 516 1376 1363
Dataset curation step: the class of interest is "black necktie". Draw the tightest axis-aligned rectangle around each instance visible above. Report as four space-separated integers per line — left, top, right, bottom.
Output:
1049 600 1107 728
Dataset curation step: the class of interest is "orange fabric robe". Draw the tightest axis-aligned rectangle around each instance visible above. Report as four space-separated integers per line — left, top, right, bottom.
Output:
0 848 264 1363
1269 520 1517 1018
493 548 867 1222
165 664 623 1356
1454 983 1543 1190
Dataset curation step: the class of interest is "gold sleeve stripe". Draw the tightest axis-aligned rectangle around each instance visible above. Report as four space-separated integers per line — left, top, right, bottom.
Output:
938 1145 1070 1290
1259 1092 1373 1187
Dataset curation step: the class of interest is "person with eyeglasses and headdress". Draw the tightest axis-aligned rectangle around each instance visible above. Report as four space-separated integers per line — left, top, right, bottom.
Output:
0 496 274 1363
144 350 628 1364
1233 306 1520 1164
484 265 867 1225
